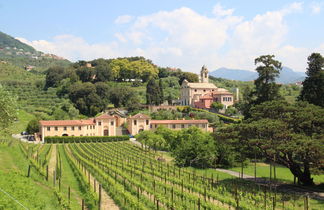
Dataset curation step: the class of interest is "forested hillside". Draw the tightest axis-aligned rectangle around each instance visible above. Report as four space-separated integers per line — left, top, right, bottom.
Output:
0 31 70 72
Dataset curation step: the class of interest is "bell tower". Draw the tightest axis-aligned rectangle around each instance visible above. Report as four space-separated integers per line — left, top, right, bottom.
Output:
200 65 209 83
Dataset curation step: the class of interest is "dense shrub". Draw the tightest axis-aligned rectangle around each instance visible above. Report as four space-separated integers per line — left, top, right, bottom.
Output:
45 135 129 143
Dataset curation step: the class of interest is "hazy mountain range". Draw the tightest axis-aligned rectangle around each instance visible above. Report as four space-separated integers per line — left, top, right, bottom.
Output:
210 67 306 84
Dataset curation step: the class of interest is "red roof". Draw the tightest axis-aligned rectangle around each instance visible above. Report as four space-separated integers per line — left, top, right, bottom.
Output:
96 113 116 119
151 119 208 124
39 119 95 126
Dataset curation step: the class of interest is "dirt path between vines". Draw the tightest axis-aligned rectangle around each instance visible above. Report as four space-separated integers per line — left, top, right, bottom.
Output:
86 169 120 210
48 144 57 182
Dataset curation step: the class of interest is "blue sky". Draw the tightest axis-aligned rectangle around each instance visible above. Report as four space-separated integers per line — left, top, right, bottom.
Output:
1 0 323 72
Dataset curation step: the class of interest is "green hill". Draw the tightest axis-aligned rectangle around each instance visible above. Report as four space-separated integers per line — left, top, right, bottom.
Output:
0 31 36 53
0 63 74 119
0 31 71 72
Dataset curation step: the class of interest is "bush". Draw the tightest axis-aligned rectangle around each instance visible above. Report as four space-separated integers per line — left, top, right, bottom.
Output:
44 135 129 143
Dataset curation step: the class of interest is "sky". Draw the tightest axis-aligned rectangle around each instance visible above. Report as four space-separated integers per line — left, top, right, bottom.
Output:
1 0 324 73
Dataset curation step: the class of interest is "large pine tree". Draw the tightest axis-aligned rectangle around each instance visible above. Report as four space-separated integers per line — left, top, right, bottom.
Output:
298 53 324 107
254 55 282 104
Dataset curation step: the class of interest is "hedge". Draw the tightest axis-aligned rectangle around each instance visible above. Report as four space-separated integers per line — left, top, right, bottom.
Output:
177 106 242 124
44 135 129 144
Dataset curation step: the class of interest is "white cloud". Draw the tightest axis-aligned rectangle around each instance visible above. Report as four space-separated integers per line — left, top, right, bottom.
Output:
17 35 120 61
310 2 322 14
213 3 234 16
115 15 133 24
17 2 319 73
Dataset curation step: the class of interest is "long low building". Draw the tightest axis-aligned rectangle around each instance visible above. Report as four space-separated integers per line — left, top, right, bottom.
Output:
39 113 210 142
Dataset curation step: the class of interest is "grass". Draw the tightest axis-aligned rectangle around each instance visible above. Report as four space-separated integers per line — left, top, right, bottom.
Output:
155 150 235 181
230 162 324 185
57 145 84 209
0 142 60 209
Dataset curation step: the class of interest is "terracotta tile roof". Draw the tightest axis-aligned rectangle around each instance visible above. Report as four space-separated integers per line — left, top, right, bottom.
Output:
186 82 217 89
151 119 208 124
128 113 150 119
39 119 95 126
96 113 116 119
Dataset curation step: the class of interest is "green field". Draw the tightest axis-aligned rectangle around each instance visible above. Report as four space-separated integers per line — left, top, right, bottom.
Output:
230 162 324 185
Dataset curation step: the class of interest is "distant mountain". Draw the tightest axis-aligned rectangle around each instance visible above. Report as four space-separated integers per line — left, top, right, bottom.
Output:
0 31 70 71
210 67 305 84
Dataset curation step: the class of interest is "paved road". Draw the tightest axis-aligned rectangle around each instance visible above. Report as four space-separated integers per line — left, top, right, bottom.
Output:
12 134 41 144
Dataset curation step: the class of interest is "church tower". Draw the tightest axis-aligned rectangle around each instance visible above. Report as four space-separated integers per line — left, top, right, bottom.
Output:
200 65 209 83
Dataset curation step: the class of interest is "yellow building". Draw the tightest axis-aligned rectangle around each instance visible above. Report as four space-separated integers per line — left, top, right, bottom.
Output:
150 119 209 132
39 119 97 141
39 113 211 142
180 66 234 108
126 113 151 136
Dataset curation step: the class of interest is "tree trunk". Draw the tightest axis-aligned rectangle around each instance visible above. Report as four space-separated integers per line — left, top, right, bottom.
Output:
289 163 314 186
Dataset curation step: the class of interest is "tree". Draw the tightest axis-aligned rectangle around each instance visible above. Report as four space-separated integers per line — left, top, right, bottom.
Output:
136 130 167 151
298 53 324 107
146 79 163 105
217 100 324 185
0 85 17 129
26 119 40 134
45 66 65 88
159 79 164 103
254 55 282 104
45 66 78 89
241 55 282 118
179 72 199 84
94 63 114 82
68 82 106 116
172 127 216 168
211 102 224 112
108 86 140 110
76 66 95 82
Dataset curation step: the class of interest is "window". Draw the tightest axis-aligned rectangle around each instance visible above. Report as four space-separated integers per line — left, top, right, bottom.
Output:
98 122 102 126
71 126 74 131
80 134 83 136
146 120 149 125
172 124 176 129
79 126 81 130
55 127 58 131
155 124 157 128
203 89 206 92
93 125 95 129
47 127 50 131
134 120 137 125
202 124 206 128
111 121 114 126
87 126 89 130
63 127 67 131
150 124 152 128
194 89 197 92
181 124 184 128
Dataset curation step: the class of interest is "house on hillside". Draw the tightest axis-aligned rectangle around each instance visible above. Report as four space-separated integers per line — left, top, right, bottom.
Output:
179 65 234 109
39 113 210 142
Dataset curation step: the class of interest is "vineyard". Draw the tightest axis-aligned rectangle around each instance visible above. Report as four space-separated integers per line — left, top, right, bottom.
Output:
1 140 323 209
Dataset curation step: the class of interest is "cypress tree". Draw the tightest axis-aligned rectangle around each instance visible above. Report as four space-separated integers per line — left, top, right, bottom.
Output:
298 53 324 107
